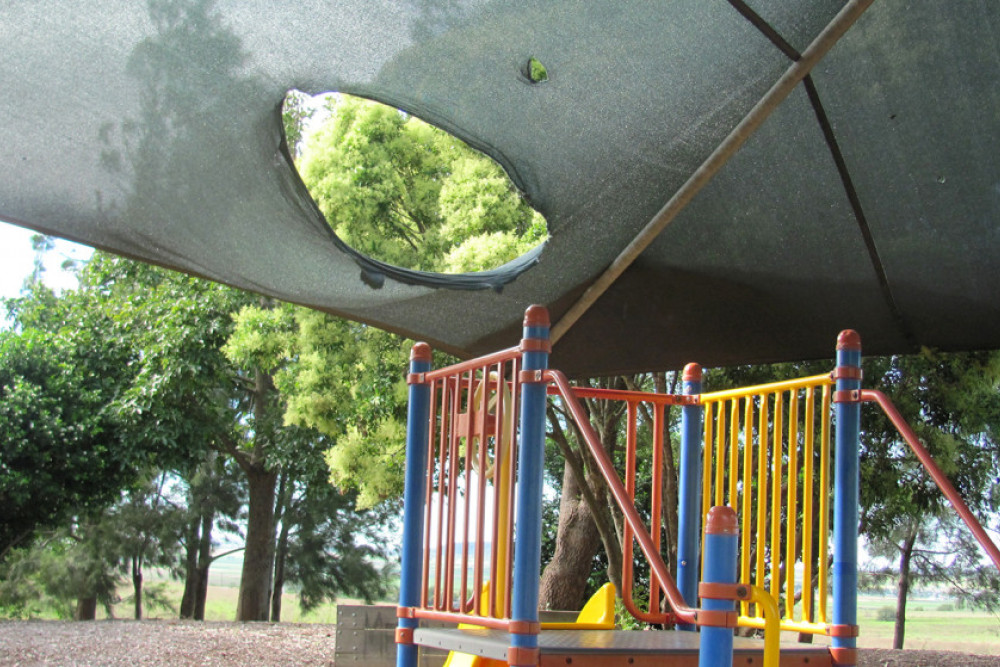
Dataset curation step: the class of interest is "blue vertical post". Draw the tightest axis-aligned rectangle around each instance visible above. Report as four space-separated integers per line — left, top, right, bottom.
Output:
508 305 550 667
677 362 704 631
699 506 738 667
396 342 433 667
832 330 862 667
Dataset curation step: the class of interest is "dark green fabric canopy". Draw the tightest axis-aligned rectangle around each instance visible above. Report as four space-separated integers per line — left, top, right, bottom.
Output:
3 1 998 375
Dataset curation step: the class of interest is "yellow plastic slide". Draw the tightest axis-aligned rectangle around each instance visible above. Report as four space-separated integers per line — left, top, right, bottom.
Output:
442 582 617 667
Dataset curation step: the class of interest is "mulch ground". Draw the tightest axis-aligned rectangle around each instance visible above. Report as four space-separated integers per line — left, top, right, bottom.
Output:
0 621 997 666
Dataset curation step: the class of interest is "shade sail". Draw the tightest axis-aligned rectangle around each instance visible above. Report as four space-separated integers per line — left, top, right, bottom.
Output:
2 1 998 375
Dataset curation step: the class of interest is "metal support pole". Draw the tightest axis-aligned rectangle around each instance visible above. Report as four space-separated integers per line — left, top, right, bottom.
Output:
699 506 738 667
396 343 433 667
832 331 861 667
508 306 550 667
677 363 704 631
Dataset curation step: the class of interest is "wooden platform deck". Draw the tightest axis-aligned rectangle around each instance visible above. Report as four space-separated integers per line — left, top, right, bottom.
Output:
414 628 833 666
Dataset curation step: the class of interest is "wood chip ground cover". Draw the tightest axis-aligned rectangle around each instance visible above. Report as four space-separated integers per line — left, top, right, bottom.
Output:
1 621 997 666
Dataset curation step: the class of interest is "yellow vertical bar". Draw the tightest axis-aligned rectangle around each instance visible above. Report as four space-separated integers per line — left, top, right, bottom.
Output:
740 396 754 617
755 393 770 617
715 401 726 507
785 390 799 620
802 387 816 623
818 384 832 623
729 399 740 508
770 393 783 603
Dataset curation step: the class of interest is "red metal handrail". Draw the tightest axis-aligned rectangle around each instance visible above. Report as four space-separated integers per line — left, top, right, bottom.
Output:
545 369 699 625
861 390 1000 571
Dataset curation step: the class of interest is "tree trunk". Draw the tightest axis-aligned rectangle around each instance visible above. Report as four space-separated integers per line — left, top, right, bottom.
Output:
180 518 201 619
654 371 680 580
74 596 97 621
271 530 288 621
132 557 143 620
893 525 919 649
539 459 603 610
194 508 215 620
271 472 292 622
237 464 278 621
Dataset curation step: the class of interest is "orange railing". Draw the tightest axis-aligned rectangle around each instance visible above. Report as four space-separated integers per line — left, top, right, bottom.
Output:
545 370 700 625
862 390 1000 571
413 346 522 628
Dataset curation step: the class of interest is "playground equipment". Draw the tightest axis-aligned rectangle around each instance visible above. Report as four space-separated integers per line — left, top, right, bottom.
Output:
395 306 1000 667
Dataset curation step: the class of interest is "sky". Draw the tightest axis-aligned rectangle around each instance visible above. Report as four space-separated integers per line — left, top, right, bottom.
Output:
0 220 94 302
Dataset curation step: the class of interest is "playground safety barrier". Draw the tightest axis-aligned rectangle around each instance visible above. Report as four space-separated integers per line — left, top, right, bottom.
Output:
698 373 834 635
396 305 1000 667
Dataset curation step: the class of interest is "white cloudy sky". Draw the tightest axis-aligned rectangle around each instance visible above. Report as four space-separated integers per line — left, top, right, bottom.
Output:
0 220 92 301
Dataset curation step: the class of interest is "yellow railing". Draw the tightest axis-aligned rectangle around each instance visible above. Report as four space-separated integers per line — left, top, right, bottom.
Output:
699 373 834 635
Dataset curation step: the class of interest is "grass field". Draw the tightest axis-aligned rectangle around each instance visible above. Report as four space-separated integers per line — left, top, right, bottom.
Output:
117 583 1000 655
809 595 1000 655
10 556 999 657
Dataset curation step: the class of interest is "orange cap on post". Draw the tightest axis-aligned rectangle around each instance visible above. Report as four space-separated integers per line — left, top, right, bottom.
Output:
523 305 550 328
410 342 432 363
683 363 702 382
836 330 861 351
705 506 738 536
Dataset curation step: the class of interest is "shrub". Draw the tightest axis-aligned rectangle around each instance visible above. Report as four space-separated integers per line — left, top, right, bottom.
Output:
876 606 896 622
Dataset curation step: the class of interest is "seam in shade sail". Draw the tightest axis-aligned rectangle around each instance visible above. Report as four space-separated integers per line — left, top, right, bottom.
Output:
727 0 917 349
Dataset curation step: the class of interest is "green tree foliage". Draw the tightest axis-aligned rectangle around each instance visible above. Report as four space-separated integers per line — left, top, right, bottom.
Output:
0 524 120 620
858 350 1000 646
281 95 546 507
296 95 545 273
1 282 137 555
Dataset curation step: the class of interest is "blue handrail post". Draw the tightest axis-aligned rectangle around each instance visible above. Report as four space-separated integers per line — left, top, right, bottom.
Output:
396 342 433 667
677 362 704 631
699 506 738 667
508 305 550 667
832 330 862 667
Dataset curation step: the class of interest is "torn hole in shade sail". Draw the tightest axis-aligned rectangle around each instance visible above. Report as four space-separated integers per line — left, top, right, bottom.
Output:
281 91 548 290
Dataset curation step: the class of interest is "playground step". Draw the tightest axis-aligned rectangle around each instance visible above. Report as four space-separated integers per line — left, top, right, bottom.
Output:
413 628 832 666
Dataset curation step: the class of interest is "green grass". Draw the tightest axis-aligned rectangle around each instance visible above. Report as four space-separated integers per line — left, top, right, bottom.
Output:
807 594 1000 654
99 579 343 623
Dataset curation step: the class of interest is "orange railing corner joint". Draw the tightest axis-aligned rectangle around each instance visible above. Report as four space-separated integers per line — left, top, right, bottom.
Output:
695 609 740 628
833 389 862 403
699 582 751 601
508 620 541 635
519 337 552 354
827 623 860 638
831 366 863 381
519 369 546 384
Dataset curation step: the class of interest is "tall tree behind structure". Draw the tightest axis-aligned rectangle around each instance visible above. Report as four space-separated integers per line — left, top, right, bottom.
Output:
859 350 1000 649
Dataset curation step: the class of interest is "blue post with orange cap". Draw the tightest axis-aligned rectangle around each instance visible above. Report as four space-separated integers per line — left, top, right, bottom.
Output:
677 362 704 631
832 330 862 667
396 342 432 667
508 305 550 667
699 506 738 667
